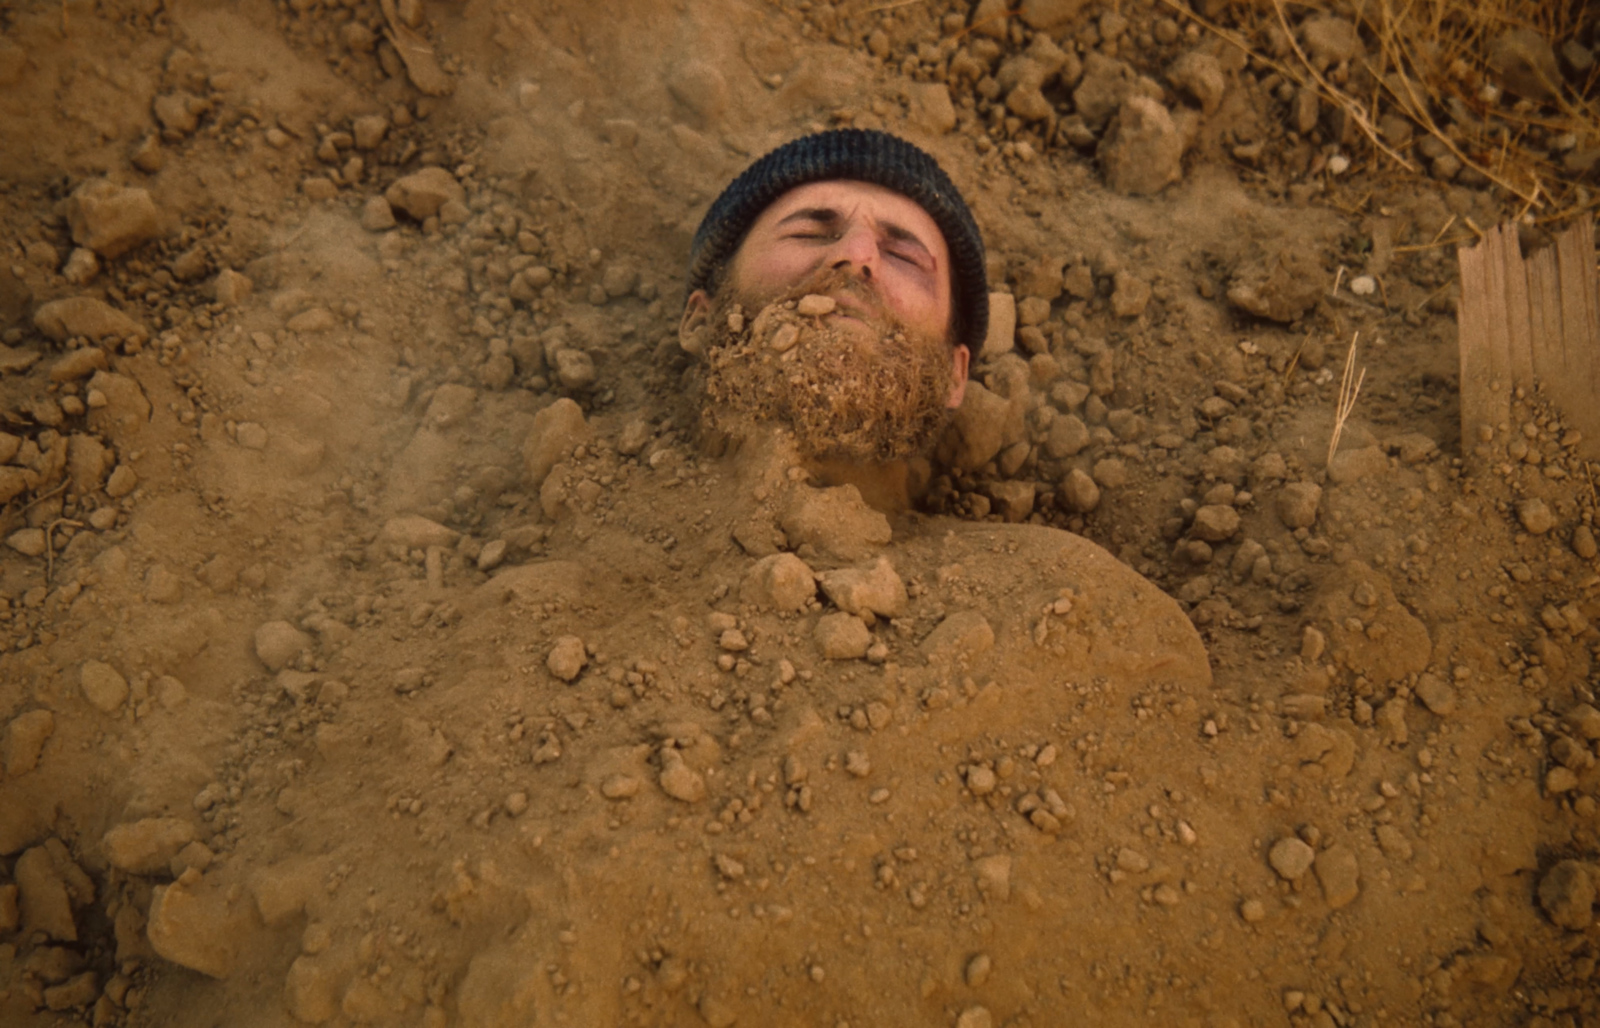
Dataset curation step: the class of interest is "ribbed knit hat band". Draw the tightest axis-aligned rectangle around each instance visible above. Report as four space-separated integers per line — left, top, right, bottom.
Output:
687 129 988 352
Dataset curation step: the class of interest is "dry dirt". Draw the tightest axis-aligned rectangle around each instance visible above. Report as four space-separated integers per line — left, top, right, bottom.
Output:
2 1 1599 1026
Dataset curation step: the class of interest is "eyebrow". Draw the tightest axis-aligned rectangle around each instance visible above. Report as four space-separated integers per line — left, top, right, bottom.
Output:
774 207 935 260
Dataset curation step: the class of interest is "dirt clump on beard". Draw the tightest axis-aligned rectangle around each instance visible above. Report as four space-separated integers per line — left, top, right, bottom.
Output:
696 272 955 464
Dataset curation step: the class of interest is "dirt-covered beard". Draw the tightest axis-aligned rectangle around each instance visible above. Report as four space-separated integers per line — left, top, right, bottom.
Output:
695 269 956 465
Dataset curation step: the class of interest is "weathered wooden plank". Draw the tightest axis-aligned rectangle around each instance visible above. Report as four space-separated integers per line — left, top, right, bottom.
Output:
1458 219 1600 461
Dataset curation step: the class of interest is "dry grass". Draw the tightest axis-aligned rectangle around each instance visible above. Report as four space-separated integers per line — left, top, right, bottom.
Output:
1163 0 1599 225
1328 331 1367 466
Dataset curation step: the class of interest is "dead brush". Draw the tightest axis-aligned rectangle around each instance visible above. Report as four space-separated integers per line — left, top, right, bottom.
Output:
1162 0 1600 226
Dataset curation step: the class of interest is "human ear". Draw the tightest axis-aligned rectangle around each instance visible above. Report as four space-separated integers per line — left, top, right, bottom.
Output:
946 344 970 408
678 290 712 355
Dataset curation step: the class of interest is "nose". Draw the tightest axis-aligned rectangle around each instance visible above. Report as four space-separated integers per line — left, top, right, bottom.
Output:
826 222 878 281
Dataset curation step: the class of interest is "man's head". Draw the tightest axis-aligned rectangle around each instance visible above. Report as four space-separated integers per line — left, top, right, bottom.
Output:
681 130 988 425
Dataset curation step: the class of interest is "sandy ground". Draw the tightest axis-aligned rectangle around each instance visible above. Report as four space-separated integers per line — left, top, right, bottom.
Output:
1 0 1599 1026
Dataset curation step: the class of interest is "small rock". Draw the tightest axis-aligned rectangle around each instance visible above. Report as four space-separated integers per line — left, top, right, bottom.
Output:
214 268 253 306
1301 16 1363 63
1315 844 1360 908
1276 482 1322 529
1190 504 1240 542
147 877 243 978
1538 860 1595 930
1268 837 1316 880
921 610 994 661
105 464 138 498
103 818 197 875
384 167 465 221
1414 674 1456 716
1488 27 1562 102
956 1007 994 1028
61 247 99 286
1573 525 1597 559
1110 271 1151 317
815 612 871 660
254 621 312 672
601 774 640 800
1116 848 1150 873
33 297 147 344
236 422 269 449
522 398 592 488
1099 97 1184 196
1167 51 1225 114
1057 467 1101 513
658 749 706 803
351 114 389 149
966 765 997 796
796 294 836 316
1045 414 1090 458
817 557 906 617
80 660 129 713
741 553 816 611
553 349 596 390
380 515 458 549
65 180 161 258
547 636 588 682
965 953 992 987
360 196 396 232
15 845 77 941
981 292 1016 359
3 709 55 775
6 528 46 557
779 484 892 561
1518 498 1555 535
50 348 108 382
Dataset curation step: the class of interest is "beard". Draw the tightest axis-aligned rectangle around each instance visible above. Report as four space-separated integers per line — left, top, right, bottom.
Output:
696 268 956 464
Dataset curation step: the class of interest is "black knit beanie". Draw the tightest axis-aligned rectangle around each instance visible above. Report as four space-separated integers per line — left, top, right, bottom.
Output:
686 128 988 352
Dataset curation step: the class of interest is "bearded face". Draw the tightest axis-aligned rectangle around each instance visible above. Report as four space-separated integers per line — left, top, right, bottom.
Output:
695 267 958 464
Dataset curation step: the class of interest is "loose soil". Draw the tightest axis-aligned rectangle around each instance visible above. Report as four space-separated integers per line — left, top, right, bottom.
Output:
1 1 1598 1027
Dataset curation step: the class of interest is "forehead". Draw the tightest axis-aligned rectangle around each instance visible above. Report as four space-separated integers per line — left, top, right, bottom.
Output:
751 181 947 251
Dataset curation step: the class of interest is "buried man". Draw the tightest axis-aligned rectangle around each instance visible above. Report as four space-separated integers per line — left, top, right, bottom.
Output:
672 128 1211 693
678 128 985 513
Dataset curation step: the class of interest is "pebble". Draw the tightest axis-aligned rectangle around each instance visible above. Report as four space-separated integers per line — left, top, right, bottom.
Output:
351 114 389 149
361 195 396 232
981 292 1016 359
1240 898 1267 922
547 636 588 682
1573 525 1598 559
1276 482 1322 529
380 515 459 549
384 167 465 220
740 553 816 611
1190 504 1240 542
62 247 98 285
1057 467 1101 513
955 1006 993 1028
33 296 147 344
815 612 870 660
796 294 836 316
1268 837 1315 880
4 709 54 775
1413 673 1456 715
236 422 269 449
1349 275 1376 296
524 398 592 489
254 621 312 672
1099 97 1184 196
147 876 242 978
1116 848 1150 873
1538 860 1594 930
817 557 906 618
966 765 997 796
965 953 992 987
15 845 77 940
1314 845 1360 908
65 180 161 258
1110 271 1151 317
601 774 640 800
1518 498 1555 535
658 749 706 803
103 818 197 874
80 659 130 713
105 464 138 498
6 527 45 557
